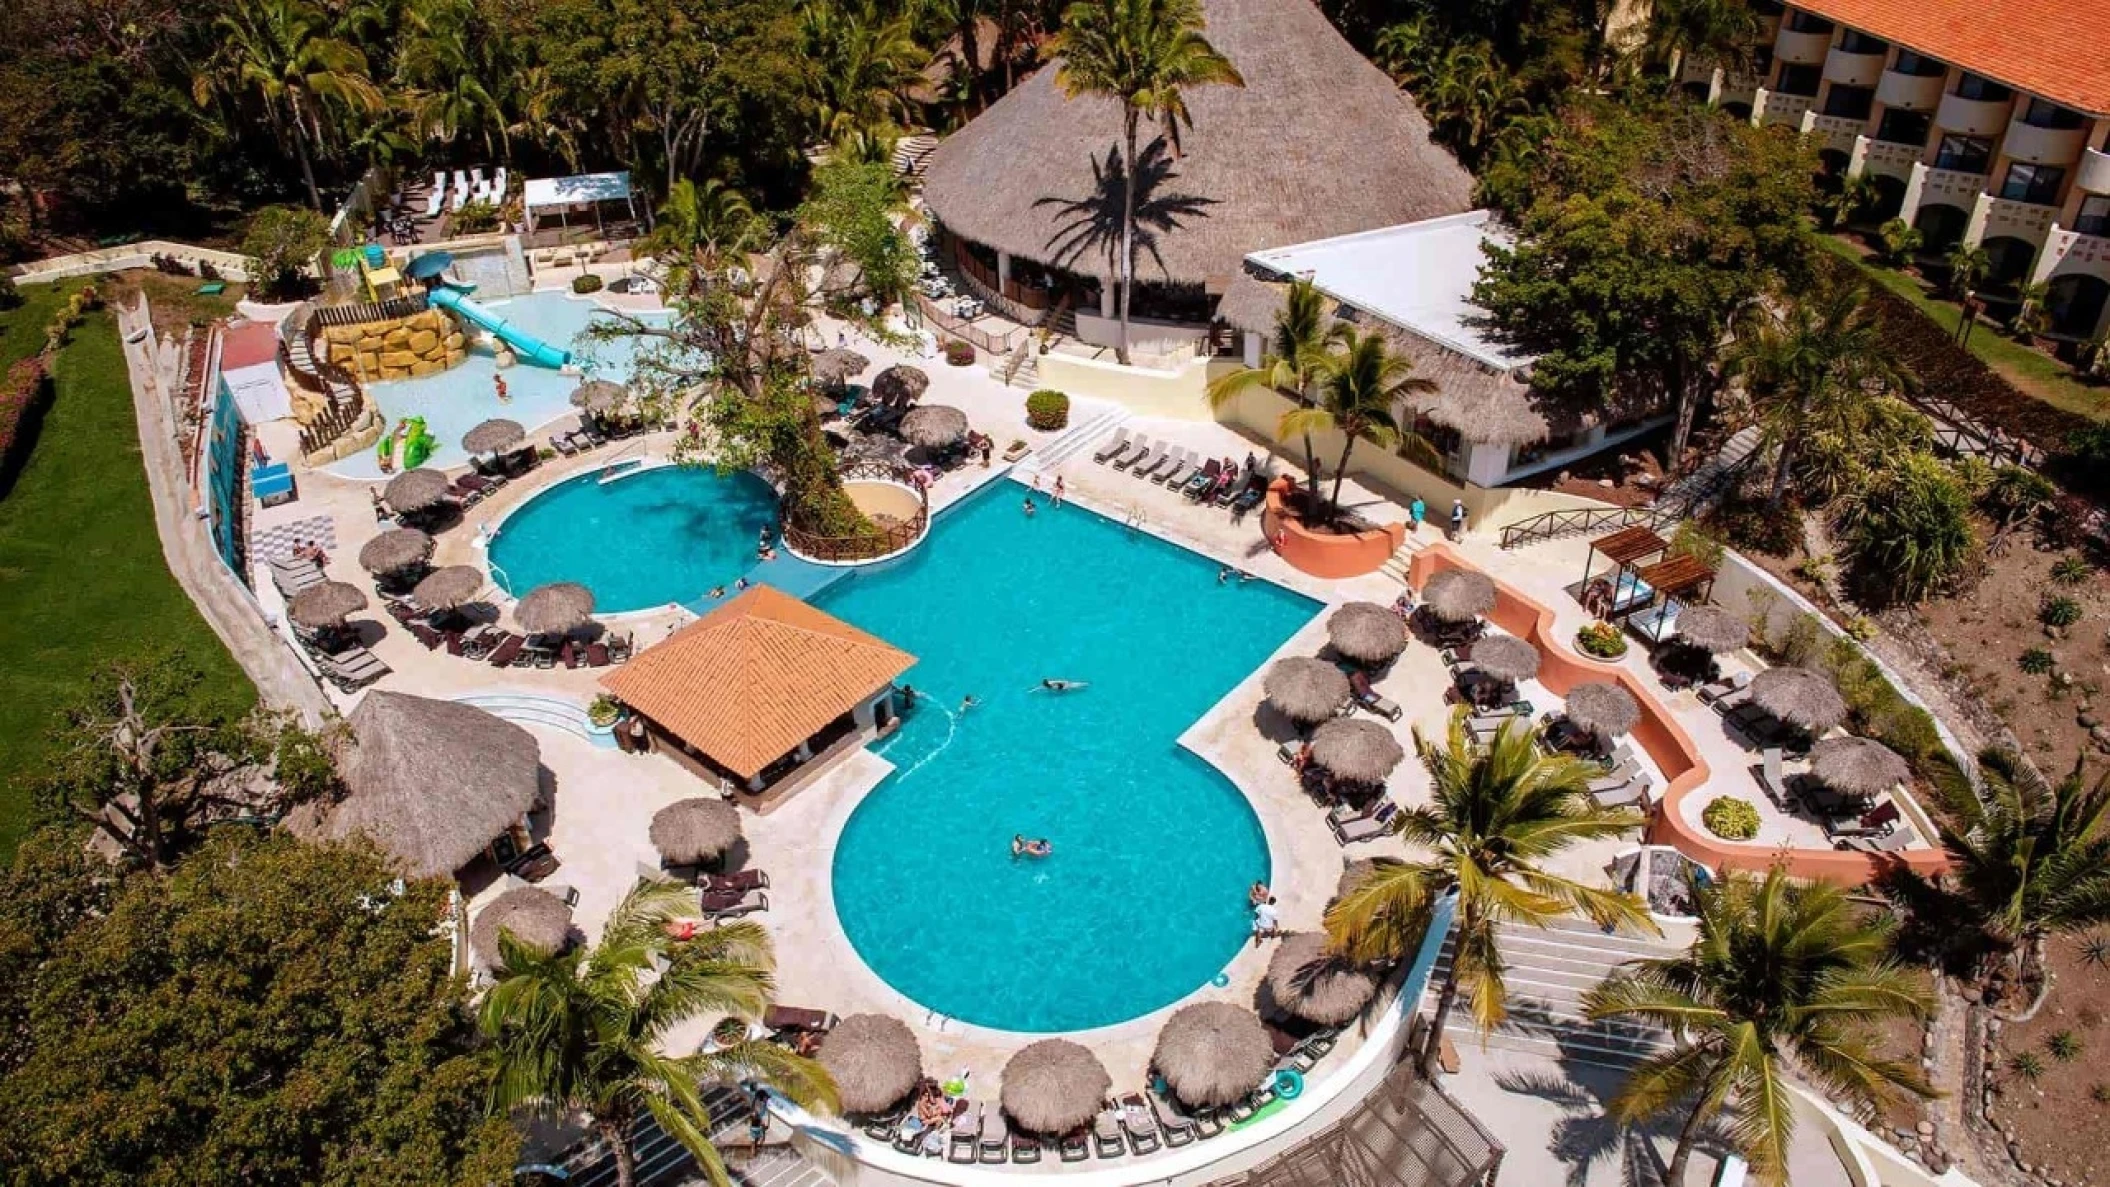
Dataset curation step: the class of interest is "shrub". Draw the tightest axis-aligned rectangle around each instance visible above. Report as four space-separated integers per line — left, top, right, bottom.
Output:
571 273 604 294
1025 389 1070 431
2010 1050 2046 1082
1702 796 1761 841
0 273 19 311
1705 494 1802 555
240 205 330 302
2053 556 2094 585
2019 647 2055 675
1576 621 1627 658
2041 595 2083 629
2092 1082 2110 1105
1834 452 1976 604
451 200 501 234
2050 1031 2084 1062
587 694 622 727
943 339 975 366
1668 521 1725 570
2083 933 2110 967
1876 218 1922 267
0 357 54 498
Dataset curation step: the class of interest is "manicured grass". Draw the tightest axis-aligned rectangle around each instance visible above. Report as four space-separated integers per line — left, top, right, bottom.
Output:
0 283 254 859
1816 234 2110 424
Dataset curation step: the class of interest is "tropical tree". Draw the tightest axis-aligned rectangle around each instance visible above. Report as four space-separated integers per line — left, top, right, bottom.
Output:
643 179 759 297
1051 0 1243 364
1833 450 1976 602
396 0 512 159
1918 749 2110 984
1326 716 1653 1077
1641 0 1762 82
802 0 926 143
1426 42 1529 166
1203 277 1332 506
1815 170 1878 231
1584 868 1934 1186
482 880 837 1187
196 0 385 210
1943 242 1989 300
1289 326 1439 522
1875 218 1922 267
1723 276 1908 504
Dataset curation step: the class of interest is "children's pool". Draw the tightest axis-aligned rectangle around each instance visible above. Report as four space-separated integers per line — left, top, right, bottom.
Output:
325 292 669 480
823 482 1318 1032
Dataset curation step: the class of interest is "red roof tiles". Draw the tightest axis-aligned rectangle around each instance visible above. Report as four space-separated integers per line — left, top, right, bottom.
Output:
1794 0 2110 117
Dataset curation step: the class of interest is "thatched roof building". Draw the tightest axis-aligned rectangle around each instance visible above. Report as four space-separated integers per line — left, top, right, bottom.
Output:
920 0 1471 293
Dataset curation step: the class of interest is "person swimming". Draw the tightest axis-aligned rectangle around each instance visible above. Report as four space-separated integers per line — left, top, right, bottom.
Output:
959 694 979 713
1011 835 1053 858
1038 679 1087 692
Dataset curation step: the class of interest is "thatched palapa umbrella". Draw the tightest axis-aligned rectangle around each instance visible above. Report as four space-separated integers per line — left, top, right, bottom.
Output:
1309 717 1405 784
514 582 595 636
288 580 369 628
384 467 451 514
871 364 929 406
1327 602 1409 665
900 404 968 449
1749 667 1848 733
1001 1039 1111 1135
1672 605 1750 655
819 1014 923 1115
648 797 742 865
413 564 485 611
1263 657 1350 724
462 417 526 455
1153 1002 1272 1109
357 527 434 575
1264 932 1378 1026
1421 569 1495 623
1808 736 1909 797
570 378 628 414
470 886 575 971
1468 635 1539 685
811 347 871 386
1565 681 1640 739
284 691 541 878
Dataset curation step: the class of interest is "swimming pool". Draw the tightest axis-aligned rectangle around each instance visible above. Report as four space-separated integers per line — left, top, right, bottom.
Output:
326 292 670 480
487 465 780 611
824 481 1318 1032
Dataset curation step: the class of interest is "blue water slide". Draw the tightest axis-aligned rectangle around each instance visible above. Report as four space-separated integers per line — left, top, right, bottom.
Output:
428 287 572 369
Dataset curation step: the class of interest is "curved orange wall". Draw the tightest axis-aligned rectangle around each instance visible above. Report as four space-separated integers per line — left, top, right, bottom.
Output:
1406 545 1948 886
1262 478 1406 580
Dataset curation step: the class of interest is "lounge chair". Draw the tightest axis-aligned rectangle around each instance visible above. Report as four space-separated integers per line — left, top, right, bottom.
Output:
560 640 579 669
485 633 524 667
1120 438 1161 474
1348 671 1402 722
978 1109 1011 1163
1697 670 1751 704
1825 799 1901 839
586 642 612 667
1803 781 1872 818
1712 683 1756 716
408 622 443 650
948 1104 983 1162
1093 429 1133 464
1591 776 1651 811
1091 1109 1125 1158
763 1005 834 1033
1841 824 1920 854
861 1107 904 1145
700 888 768 919
1755 747 1794 809
1117 1094 1162 1154
1184 458 1221 498
1332 800 1398 845
1148 1090 1197 1147
1160 448 1196 488
317 649 389 689
703 869 770 894
1589 761 1641 795
1010 1131 1043 1164
1058 1127 1090 1162
609 632 633 663
1137 445 1178 483
551 433 579 456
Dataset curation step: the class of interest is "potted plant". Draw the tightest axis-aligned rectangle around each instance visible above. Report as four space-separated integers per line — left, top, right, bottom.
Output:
572 273 604 295
1576 620 1627 659
588 694 623 728
944 339 975 367
1025 389 1070 430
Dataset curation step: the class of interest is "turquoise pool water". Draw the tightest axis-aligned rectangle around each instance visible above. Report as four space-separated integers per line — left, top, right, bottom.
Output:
487 465 780 610
823 481 1318 1032
326 292 671 481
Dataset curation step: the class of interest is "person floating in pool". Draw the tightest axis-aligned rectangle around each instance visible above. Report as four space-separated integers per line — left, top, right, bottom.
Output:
735 576 752 592
493 374 510 404
959 694 979 713
1038 679 1086 692
1012 835 1053 858
1052 475 1066 507
1022 496 1037 518
1217 565 1233 584
708 586 726 600
897 683 918 703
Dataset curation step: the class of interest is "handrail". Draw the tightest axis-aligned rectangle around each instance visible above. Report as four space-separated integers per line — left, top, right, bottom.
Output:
1498 503 1679 550
313 292 430 326
779 462 930 563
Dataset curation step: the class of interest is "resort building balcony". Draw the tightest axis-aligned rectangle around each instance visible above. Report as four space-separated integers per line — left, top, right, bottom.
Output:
1852 136 1924 180
1935 91 2011 138
2080 147 2110 196
2003 114 2087 166
1875 68 1944 112
1821 45 1883 89
1754 88 1814 128
1973 192 2058 246
1800 110 1864 151
1773 26 1830 66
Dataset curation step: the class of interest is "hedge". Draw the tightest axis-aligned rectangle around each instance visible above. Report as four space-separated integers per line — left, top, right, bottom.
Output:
1025 389 1069 430
571 273 604 294
0 357 52 500
1859 280 2094 452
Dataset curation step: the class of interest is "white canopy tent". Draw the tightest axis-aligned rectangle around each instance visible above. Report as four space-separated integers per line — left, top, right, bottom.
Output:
521 171 642 237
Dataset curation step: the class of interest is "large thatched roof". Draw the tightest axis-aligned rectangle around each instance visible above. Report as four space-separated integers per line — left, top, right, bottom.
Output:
1328 602 1409 665
384 468 451 513
1263 932 1378 1026
414 565 485 611
1808 736 1909 797
288 581 369 628
1565 682 1640 738
921 0 1472 290
515 582 595 635
1001 1039 1111 1135
1154 1002 1271 1109
285 692 541 878
469 886 575 971
901 404 968 449
1309 717 1405 784
358 527 434 575
819 1014 923 1115
1672 605 1750 655
1469 635 1540 684
871 365 929 406
1421 569 1495 622
1264 656 1350 724
811 348 870 385
1750 667 1848 733
462 418 526 455
648 797 742 864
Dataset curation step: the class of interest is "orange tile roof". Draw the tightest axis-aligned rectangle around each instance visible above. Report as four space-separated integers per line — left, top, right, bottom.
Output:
1793 0 2110 117
601 585 915 780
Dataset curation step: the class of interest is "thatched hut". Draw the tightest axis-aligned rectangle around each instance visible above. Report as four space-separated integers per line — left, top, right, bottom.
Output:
1327 602 1409 665
515 582 595 636
1749 667 1848 733
462 418 526 455
285 691 542 879
1564 682 1640 739
1421 570 1495 623
901 404 968 449
1309 717 1405 784
469 886 575 971
1468 635 1539 685
1263 932 1378 1026
384 468 451 514
811 348 870 387
818 1014 923 1115
648 797 742 865
1153 1002 1272 1109
871 365 929 406
357 527 434 576
413 565 485 611
288 581 369 629
1671 606 1750 655
1001 1039 1111 1135
570 379 628 414
1808 736 1910 797
1263 657 1350 724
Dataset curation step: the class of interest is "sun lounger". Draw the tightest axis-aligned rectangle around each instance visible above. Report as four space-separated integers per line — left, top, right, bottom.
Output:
1332 800 1398 845
1841 824 1920 854
700 888 768 919
609 632 632 663
1009 1131 1043 1164
587 642 611 667
1120 438 1161 474
484 633 524 667
1108 435 1149 470
1093 429 1133 463
978 1109 1011 1162
1825 799 1901 839
861 1107 904 1144
1148 1090 1197 1146
1160 448 1196 488
1697 670 1751 704
1348 671 1402 722
1591 778 1650 810
1184 458 1221 498
1092 1109 1125 1158
948 1104 983 1162
1589 761 1641 794
1138 445 1178 483
408 622 443 650
1755 747 1794 809
1057 1127 1090 1161
763 1005 834 1033
703 869 769 894
1278 739 1305 765
1116 1094 1161 1154
317 649 389 689
1712 684 1756 716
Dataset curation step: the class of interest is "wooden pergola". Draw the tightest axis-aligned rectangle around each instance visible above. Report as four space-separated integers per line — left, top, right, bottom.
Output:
1578 526 1667 619
1629 553 1720 643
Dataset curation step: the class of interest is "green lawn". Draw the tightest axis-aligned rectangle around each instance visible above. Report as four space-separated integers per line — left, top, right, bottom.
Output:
1816 234 2110 424
0 283 254 858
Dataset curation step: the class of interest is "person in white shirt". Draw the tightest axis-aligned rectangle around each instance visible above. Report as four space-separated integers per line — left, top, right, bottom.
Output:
1252 896 1280 943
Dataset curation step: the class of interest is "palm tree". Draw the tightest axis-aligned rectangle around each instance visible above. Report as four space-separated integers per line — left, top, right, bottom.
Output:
1723 277 1906 505
397 0 511 159
1051 0 1243 364
1944 242 1990 300
1204 277 1331 506
198 0 385 211
1584 868 1934 1186
803 0 926 144
1287 326 1439 523
1922 749 2110 983
644 179 759 296
1428 43 1527 165
1816 171 1878 231
482 880 838 1187
1326 716 1653 1077
1642 0 1762 84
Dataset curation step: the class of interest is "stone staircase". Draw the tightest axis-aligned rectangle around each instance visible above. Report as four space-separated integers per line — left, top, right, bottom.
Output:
1015 408 1129 478
1378 532 1431 585
560 1084 836 1187
892 134 940 179
1424 917 1681 1069
1003 346 1040 389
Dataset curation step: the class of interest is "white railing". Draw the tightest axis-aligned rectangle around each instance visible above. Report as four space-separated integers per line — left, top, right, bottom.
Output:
9 240 253 285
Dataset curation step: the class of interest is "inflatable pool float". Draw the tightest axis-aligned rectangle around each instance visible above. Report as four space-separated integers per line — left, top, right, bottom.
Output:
1272 1069 1304 1100
400 416 436 469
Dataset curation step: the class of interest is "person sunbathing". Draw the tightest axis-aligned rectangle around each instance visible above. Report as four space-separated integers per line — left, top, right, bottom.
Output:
1011 834 1052 858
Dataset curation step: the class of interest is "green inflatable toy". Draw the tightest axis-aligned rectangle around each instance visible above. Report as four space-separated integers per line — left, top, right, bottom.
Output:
400 416 436 469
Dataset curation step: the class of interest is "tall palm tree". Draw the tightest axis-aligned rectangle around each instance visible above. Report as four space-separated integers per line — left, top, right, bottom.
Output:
803 0 927 144
1923 748 2110 981
1285 326 1439 523
198 0 385 211
1723 277 1906 505
644 179 760 297
481 880 838 1187
1204 277 1331 506
1584 869 1934 1186
1428 44 1527 165
397 0 511 159
1642 0 1762 85
1051 0 1242 365
1327 716 1653 1077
